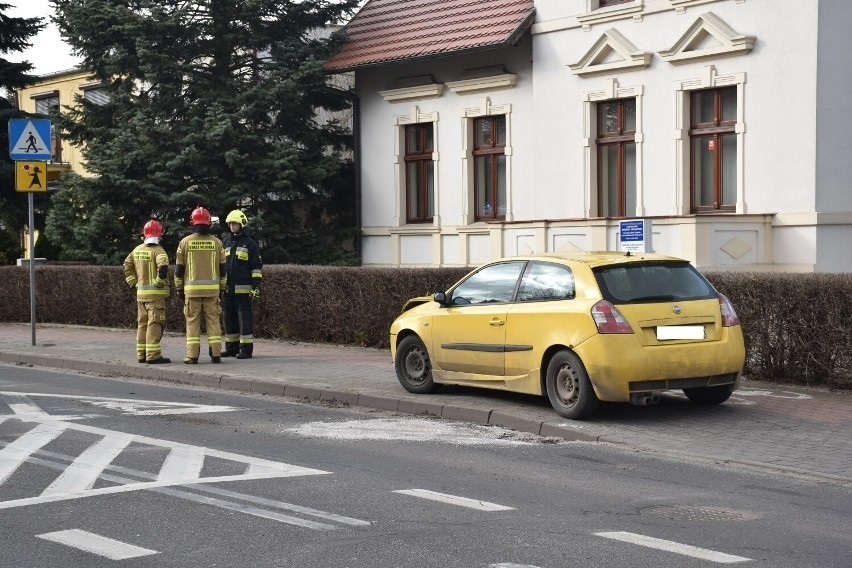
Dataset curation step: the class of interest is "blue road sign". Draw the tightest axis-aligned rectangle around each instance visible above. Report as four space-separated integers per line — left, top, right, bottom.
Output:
9 118 52 161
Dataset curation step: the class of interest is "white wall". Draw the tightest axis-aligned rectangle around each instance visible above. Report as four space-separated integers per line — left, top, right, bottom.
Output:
349 0 851 271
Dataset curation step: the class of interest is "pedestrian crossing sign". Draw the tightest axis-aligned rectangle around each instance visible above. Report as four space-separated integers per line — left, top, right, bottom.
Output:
8 118 52 161
15 161 48 192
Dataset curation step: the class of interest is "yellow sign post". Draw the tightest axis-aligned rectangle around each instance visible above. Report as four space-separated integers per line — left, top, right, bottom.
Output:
15 161 48 192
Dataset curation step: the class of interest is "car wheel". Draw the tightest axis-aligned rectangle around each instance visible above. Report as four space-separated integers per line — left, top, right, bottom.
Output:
683 384 735 405
545 350 599 419
395 335 440 394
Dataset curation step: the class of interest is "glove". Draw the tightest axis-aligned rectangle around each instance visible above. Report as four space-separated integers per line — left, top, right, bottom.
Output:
249 288 260 301
176 290 184 302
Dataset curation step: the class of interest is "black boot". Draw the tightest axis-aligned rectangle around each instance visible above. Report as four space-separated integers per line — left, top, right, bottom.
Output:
236 345 253 359
222 343 240 357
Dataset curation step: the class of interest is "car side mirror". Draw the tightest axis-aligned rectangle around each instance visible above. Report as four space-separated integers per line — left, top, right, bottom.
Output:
433 292 448 306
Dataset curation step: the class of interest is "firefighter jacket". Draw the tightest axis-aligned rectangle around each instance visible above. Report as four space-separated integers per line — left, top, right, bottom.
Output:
223 228 262 295
174 229 227 298
123 243 170 300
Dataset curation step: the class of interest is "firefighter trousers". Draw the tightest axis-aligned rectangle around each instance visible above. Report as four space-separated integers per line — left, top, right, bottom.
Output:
223 295 254 355
183 296 222 359
136 298 166 362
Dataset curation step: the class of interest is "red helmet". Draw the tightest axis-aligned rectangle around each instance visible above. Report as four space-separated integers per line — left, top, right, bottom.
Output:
143 219 164 238
190 206 211 225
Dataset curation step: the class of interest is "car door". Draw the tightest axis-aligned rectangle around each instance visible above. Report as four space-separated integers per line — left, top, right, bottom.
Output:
430 261 526 376
505 261 580 378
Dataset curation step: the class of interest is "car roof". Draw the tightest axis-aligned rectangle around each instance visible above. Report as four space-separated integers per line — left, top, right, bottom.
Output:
496 251 688 269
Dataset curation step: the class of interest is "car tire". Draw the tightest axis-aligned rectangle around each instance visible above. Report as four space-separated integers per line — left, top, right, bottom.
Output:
395 335 440 394
545 350 599 419
683 384 735 405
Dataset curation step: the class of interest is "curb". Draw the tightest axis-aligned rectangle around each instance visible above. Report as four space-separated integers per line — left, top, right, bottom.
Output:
0 351 601 444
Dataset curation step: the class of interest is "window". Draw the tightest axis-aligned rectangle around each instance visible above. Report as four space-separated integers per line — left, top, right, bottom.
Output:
450 261 525 305
599 0 633 6
597 98 636 217
594 262 716 304
690 87 737 212
32 92 62 163
81 86 110 105
404 124 434 223
517 262 576 302
473 115 507 221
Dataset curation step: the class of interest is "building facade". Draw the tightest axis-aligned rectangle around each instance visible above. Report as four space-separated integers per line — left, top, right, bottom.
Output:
15 68 102 185
327 0 852 272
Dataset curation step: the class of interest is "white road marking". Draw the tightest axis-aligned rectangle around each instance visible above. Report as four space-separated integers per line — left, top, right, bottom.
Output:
0 419 330 510
0 391 239 417
157 444 205 481
490 564 542 568
37 529 157 560
736 389 812 400
595 531 751 564
185 484 372 527
0 422 66 484
15 449 370 530
42 433 133 495
393 489 514 511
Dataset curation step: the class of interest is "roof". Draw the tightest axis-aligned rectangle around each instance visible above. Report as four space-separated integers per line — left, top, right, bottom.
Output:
324 0 536 72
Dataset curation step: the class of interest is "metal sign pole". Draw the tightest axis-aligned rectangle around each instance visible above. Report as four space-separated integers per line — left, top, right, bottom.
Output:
28 192 36 346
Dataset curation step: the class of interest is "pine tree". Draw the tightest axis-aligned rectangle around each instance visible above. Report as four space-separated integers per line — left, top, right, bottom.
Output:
0 4 46 263
48 0 360 264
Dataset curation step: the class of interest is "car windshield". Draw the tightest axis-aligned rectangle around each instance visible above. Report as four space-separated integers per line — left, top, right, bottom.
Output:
593 261 716 304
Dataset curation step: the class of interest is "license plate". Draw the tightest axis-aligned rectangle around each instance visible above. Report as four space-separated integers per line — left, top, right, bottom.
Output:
656 325 705 340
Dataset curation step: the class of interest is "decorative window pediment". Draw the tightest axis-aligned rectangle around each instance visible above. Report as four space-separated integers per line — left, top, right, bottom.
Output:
659 12 755 64
569 29 652 77
379 75 444 103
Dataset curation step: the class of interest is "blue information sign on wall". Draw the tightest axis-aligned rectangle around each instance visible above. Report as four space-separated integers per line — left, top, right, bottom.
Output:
8 118 52 161
619 219 652 253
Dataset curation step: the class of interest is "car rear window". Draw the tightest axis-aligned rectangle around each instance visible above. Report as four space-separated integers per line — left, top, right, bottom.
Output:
593 261 716 304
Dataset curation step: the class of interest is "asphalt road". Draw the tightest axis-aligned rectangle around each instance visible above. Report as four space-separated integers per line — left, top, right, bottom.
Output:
1 365 851 568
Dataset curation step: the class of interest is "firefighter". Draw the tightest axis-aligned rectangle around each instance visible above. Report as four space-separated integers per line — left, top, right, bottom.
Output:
123 219 171 364
174 206 227 364
222 209 262 359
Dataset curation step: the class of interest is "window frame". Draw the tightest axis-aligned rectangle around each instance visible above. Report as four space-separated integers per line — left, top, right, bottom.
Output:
472 115 507 222
403 123 435 224
689 86 737 213
596 98 637 218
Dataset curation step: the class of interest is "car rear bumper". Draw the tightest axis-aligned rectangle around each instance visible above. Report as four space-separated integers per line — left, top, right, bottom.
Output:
576 327 746 402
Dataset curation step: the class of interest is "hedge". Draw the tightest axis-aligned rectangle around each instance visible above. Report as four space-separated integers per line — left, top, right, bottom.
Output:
1 265 850 389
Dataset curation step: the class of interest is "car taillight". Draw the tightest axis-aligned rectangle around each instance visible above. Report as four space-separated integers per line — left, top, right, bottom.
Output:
591 300 634 334
719 294 740 327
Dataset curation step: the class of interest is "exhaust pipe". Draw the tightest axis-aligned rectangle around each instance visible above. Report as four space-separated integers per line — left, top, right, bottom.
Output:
630 392 661 406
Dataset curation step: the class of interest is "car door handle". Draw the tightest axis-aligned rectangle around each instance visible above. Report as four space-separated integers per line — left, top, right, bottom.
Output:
489 318 505 326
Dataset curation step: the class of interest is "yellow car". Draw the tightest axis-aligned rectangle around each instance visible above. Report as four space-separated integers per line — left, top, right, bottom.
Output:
390 252 745 419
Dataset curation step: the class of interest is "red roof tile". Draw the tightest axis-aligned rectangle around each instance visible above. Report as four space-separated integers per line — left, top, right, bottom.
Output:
325 0 535 72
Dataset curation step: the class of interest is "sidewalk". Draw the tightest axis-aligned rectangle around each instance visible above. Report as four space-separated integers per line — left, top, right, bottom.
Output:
1 323 851 485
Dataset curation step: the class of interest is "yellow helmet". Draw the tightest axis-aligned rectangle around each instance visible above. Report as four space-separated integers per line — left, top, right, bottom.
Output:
225 209 248 227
